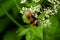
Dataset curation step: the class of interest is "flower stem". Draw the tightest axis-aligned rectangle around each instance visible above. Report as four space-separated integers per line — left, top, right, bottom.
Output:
13 0 21 10
2 8 22 28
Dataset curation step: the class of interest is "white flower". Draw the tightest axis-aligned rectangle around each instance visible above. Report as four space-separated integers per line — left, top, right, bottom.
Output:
40 19 51 28
51 13 55 15
57 1 60 4
46 19 51 27
48 0 60 5
20 7 28 14
45 14 49 18
20 10 24 14
44 8 52 15
46 19 50 23
54 10 58 13
33 7 37 12
34 13 38 18
48 0 54 3
53 2 56 4
30 5 41 12
20 0 26 3
33 0 40 3
54 5 58 9
22 7 25 11
33 5 41 12
42 18 45 20
22 7 28 11
48 0 51 3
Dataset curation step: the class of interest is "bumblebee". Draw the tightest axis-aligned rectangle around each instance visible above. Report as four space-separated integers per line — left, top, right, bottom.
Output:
25 10 38 26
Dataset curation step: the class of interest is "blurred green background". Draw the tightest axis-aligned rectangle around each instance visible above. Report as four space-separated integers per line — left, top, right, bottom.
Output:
0 0 60 40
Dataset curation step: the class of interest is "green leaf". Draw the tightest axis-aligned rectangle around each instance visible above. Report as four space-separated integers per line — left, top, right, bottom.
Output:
18 28 30 36
26 31 34 40
38 12 45 18
43 16 59 40
26 2 36 7
23 18 29 24
31 27 43 40
56 8 60 19
44 16 59 34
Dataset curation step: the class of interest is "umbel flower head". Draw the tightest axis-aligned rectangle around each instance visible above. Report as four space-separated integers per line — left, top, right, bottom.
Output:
20 0 60 28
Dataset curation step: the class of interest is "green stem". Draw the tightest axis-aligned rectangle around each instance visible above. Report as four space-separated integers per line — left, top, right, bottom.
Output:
13 0 21 10
2 8 22 28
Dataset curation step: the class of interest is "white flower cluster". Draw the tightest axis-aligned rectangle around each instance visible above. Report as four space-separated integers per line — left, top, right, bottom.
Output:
20 0 60 28
48 0 60 4
31 5 41 12
40 19 51 28
44 0 60 18
40 0 60 28
20 5 41 18
20 0 40 3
